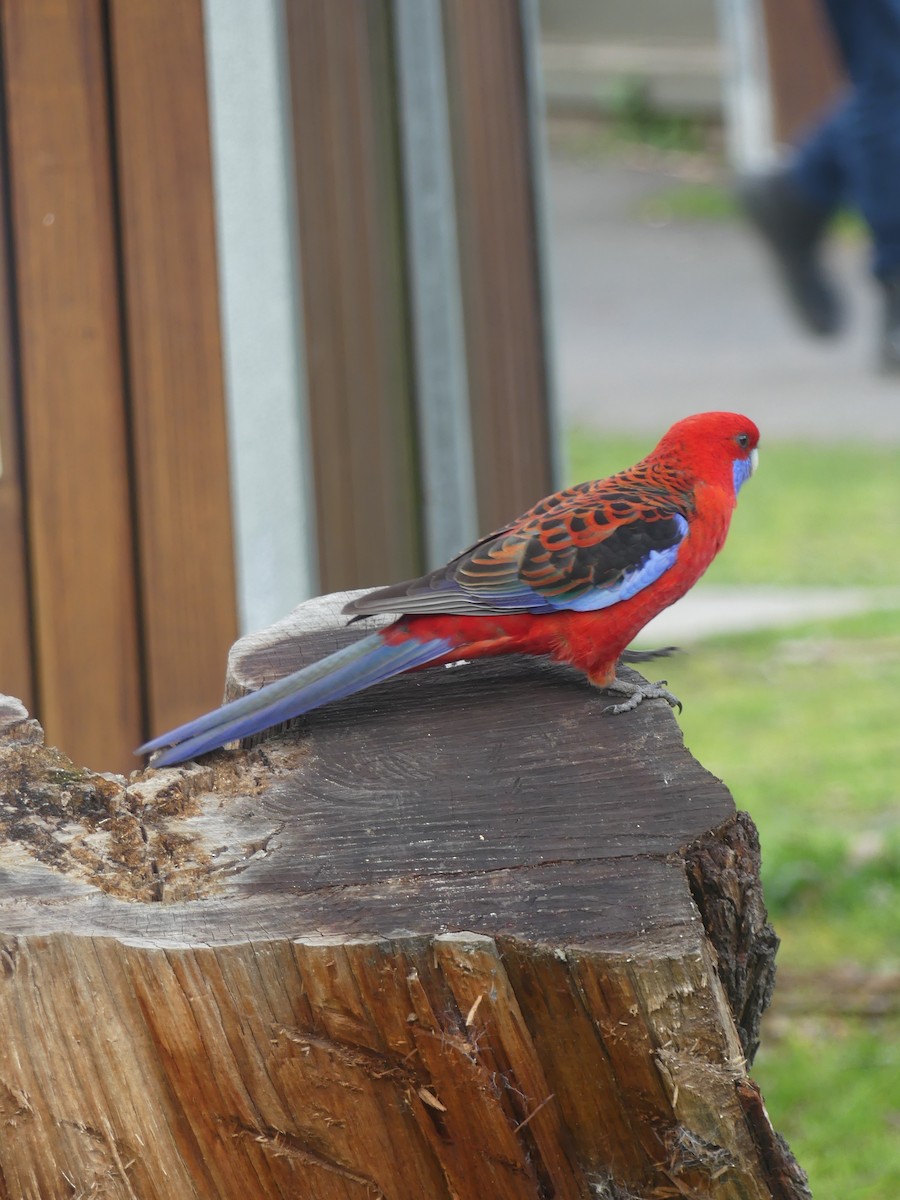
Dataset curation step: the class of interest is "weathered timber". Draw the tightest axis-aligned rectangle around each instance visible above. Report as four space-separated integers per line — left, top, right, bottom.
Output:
0 593 809 1200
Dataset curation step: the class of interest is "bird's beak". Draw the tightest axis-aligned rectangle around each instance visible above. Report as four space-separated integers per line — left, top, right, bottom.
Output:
749 448 759 475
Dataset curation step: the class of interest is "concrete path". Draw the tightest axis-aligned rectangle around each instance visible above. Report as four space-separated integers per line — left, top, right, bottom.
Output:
547 155 900 444
635 586 900 647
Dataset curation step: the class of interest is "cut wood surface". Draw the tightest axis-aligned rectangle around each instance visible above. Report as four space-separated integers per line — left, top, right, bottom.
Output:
0 594 809 1200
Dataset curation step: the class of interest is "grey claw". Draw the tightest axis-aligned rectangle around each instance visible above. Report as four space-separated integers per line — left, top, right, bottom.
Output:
602 677 683 716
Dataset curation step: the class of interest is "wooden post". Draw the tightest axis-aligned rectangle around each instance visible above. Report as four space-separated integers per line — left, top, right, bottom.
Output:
0 598 810 1200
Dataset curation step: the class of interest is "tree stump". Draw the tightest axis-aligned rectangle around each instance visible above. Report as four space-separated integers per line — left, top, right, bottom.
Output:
0 593 810 1200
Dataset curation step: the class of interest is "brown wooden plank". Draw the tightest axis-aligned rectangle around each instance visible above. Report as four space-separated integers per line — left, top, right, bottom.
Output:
107 0 237 738
0 104 31 710
0 0 142 771
443 0 555 533
285 0 421 591
761 0 844 144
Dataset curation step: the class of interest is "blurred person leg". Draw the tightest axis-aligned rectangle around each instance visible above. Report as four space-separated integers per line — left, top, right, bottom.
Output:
740 0 900 369
822 0 900 368
739 98 848 336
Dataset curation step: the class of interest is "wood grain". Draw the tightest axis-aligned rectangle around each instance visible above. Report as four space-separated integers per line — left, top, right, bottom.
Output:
0 102 31 711
0 0 142 771
0 596 810 1198
108 0 237 739
443 0 556 533
285 0 421 591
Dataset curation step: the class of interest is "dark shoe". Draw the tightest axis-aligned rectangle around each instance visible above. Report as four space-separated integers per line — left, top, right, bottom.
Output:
738 168 843 336
880 273 900 372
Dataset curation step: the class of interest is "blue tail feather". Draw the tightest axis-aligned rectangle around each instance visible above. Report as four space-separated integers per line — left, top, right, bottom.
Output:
137 631 454 768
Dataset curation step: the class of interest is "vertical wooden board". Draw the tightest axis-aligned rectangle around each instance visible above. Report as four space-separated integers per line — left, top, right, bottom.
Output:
443 0 554 533
108 0 237 737
0 0 142 771
285 0 421 591
0 122 31 710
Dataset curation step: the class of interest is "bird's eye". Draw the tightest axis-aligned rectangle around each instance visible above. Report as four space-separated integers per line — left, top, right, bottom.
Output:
735 432 750 449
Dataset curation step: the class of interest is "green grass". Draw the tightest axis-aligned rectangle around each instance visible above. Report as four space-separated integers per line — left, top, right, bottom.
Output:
632 180 868 239
755 1021 900 1200
604 76 709 154
567 429 900 1196
546 93 721 163
667 612 900 1197
636 183 738 225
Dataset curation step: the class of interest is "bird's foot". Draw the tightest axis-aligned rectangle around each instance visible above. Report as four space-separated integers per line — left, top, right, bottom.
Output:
602 676 683 716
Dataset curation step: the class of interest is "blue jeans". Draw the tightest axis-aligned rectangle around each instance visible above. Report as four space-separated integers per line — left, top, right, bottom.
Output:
789 0 900 279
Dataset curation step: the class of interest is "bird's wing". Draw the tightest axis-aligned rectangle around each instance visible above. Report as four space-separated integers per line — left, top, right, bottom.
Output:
345 484 689 618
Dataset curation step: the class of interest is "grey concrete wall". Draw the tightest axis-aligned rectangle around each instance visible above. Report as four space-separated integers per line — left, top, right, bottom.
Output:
540 0 723 115
541 0 718 43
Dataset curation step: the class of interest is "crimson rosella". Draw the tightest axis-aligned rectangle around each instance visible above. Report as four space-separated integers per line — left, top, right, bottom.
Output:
140 411 758 767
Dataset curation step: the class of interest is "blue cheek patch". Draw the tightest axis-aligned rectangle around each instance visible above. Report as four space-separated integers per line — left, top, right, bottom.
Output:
733 456 754 494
